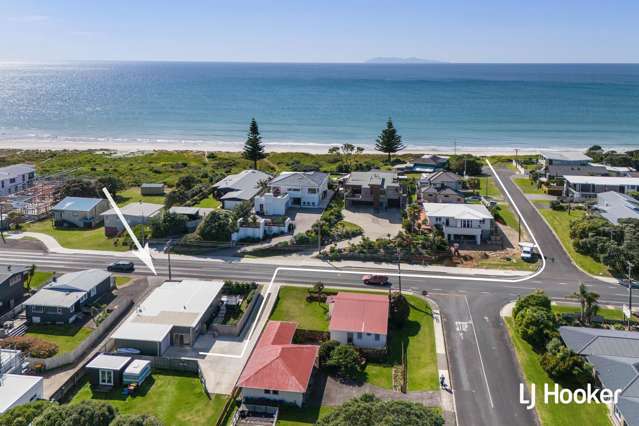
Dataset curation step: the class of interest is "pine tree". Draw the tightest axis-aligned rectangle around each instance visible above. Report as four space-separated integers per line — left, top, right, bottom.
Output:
375 118 405 162
242 118 266 169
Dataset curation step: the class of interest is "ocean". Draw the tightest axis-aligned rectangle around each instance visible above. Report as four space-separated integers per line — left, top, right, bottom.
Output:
1 62 638 152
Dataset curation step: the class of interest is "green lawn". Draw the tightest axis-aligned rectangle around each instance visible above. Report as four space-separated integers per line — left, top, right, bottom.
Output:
70 372 227 426
28 271 54 289
26 324 92 354
538 209 611 277
270 287 439 391
552 304 625 321
118 187 166 206
23 220 128 252
494 202 519 231
194 195 221 208
504 318 610 426
115 276 132 287
477 176 503 199
477 256 539 272
513 177 545 194
277 406 335 425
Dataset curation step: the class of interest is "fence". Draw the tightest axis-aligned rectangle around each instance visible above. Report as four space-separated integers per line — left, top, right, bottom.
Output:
130 354 200 373
213 293 263 337
28 298 134 371
0 303 24 325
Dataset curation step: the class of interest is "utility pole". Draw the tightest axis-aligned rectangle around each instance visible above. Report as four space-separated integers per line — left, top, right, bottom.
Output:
518 216 521 242
317 223 322 253
397 246 402 294
166 239 174 281
629 261 634 329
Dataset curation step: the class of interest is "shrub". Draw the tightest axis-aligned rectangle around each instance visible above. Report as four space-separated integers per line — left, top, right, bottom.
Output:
110 414 163 426
319 340 341 366
150 212 188 238
0 400 53 426
512 290 551 320
549 200 565 211
540 341 593 388
0 335 58 358
32 400 117 426
515 306 557 349
389 293 410 327
326 344 364 381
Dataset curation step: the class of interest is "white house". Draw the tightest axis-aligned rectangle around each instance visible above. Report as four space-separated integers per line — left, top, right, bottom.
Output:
539 151 591 167
52 197 110 228
231 216 291 242
238 321 318 407
212 170 271 210
258 172 329 212
422 202 493 245
328 293 389 349
594 191 639 225
101 202 163 237
563 175 639 201
0 164 36 196
0 374 43 413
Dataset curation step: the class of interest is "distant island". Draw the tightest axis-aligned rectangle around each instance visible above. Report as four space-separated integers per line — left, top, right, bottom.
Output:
365 57 446 64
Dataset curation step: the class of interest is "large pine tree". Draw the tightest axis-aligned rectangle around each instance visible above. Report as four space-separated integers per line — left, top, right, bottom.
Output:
242 118 266 169
375 118 405 162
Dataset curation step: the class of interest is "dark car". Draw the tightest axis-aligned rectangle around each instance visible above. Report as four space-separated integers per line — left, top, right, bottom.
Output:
362 274 389 285
107 261 135 273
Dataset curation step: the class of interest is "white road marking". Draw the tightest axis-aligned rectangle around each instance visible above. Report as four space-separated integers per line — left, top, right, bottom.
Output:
464 295 495 409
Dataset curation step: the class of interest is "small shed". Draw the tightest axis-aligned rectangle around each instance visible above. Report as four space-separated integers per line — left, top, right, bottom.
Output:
140 183 165 196
123 359 151 386
85 354 132 389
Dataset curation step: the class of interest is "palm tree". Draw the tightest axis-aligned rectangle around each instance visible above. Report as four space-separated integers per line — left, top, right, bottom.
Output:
570 282 600 325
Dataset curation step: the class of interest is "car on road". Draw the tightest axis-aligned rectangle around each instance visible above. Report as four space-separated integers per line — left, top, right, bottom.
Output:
107 261 135 273
362 274 389 285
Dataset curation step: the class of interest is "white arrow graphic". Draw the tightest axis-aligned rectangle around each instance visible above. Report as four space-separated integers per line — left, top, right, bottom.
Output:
102 187 157 275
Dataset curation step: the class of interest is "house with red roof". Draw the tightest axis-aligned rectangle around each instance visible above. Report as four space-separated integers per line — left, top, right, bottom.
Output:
328 292 389 349
237 321 319 407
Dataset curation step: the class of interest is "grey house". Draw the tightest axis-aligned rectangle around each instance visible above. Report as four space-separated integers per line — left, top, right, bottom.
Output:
213 170 272 210
0 265 29 314
419 171 464 191
52 197 110 228
594 191 639 225
560 326 639 426
24 269 114 324
85 354 132 389
344 170 405 209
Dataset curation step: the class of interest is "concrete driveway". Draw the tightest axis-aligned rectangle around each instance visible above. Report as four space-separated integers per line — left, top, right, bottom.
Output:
343 206 403 239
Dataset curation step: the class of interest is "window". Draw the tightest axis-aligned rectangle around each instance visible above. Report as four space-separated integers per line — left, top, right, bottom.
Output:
70 305 75 313
357 332 363 339
32 305 44 313
307 188 317 194
90 287 97 297
272 390 279 395
264 389 271 394
287 187 300 192
99 369 114 386
460 219 474 229
375 334 380 341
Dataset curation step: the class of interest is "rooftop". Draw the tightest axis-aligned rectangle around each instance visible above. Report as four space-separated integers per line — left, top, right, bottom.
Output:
420 171 464 184
124 359 151 375
213 170 271 201
0 164 35 178
422 202 493 220
238 321 318 393
270 171 328 187
101 202 163 217
141 183 164 188
24 269 111 308
346 170 399 189
595 191 639 225
0 374 43 413
0 265 29 284
52 197 105 212
540 151 591 162
564 175 639 186
86 354 131 371
546 164 609 177
329 292 389 335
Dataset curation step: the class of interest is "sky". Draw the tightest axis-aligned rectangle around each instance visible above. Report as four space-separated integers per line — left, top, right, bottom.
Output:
1 0 638 63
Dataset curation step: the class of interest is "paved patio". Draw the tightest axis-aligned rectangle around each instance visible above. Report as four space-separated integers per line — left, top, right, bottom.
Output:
342 206 403 240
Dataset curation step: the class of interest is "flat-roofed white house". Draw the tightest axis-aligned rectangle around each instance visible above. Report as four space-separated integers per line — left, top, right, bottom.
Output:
0 374 43 413
255 172 329 215
328 293 389 349
0 164 36 196
111 280 224 356
101 202 163 237
52 197 110 228
563 176 639 201
213 170 272 210
422 202 494 245
594 191 639 225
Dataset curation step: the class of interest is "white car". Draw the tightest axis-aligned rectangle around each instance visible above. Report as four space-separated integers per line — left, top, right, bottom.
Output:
519 242 536 261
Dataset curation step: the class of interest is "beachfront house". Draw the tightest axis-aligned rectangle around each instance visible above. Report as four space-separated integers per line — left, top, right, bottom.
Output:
343 170 405 210
422 202 494 245
594 191 639 225
419 171 464 191
0 265 29 314
101 202 163 237
111 280 224 356
237 321 319 407
539 151 591 167
419 185 465 204
328 293 389 349
23 269 114 324
52 197 110 228
560 326 639 426
563 176 639 200
0 164 36 196
213 170 271 210
255 171 329 214
0 374 43 413
414 154 449 171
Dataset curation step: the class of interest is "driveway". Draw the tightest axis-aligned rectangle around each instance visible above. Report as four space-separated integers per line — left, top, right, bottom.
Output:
288 207 324 234
342 206 403 239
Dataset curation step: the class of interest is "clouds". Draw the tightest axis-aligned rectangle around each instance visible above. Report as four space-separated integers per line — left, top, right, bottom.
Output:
7 15 49 23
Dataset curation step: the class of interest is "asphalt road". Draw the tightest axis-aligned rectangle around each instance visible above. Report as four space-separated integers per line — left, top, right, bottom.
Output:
0 165 631 426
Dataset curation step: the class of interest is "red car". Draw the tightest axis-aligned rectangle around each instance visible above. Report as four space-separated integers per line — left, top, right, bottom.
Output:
362 275 389 285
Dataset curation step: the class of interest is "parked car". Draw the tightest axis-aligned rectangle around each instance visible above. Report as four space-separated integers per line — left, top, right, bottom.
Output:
362 274 389 285
107 261 135 273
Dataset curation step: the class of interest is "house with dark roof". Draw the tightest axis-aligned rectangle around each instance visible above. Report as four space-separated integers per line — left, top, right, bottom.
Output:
256 172 329 213
328 293 389 349
539 151 592 167
419 171 464 191
560 326 639 426
415 154 449 170
419 185 464 204
0 265 29 315
213 170 272 210
52 197 110 228
563 176 639 200
344 170 405 210
23 269 114 324
237 321 319 407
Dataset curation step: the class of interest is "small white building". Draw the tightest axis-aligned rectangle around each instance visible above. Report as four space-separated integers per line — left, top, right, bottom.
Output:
101 202 163 237
0 164 36 196
0 374 43 413
52 197 110 228
264 172 329 209
231 216 291 242
328 293 389 349
254 191 290 216
422 202 493 245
